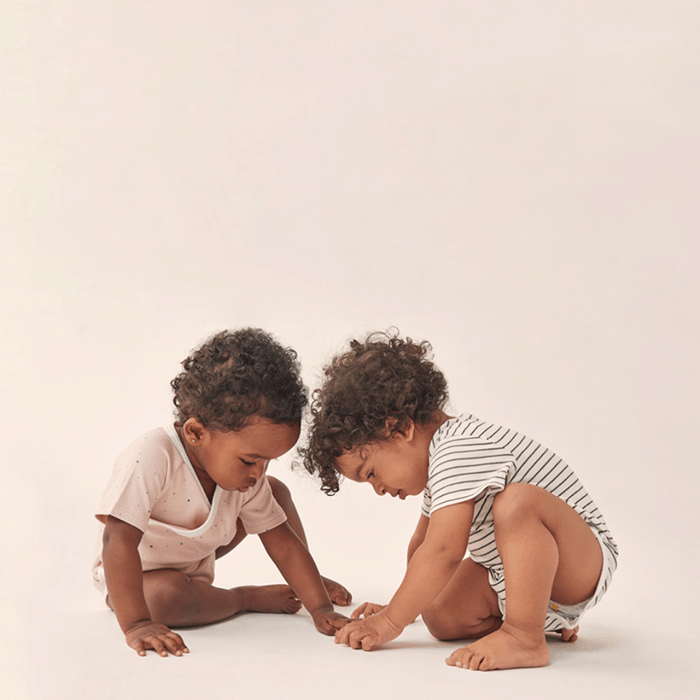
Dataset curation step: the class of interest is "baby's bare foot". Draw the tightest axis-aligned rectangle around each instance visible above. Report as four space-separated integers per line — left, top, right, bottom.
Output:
322 576 352 606
446 625 549 671
238 585 302 614
556 625 579 642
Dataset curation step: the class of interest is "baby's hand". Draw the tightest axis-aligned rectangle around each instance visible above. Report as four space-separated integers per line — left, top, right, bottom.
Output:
352 602 418 624
334 609 403 651
351 602 387 619
125 621 189 657
312 608 352 636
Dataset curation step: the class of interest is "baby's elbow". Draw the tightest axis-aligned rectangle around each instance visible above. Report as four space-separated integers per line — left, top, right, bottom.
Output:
432 541 468 569
102 516 142 553
418 543 465 571
444 551 466 570
101 527 120 556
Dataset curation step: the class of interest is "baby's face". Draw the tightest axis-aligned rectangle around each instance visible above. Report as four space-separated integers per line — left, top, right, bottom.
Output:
191 418 300 492
335 433 429 500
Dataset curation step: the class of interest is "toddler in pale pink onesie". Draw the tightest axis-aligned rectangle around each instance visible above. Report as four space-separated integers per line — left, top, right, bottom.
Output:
94 328 351 657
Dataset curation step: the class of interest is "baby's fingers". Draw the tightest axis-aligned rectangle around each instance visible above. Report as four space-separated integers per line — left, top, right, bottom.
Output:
361 634 379 651
149 632 188 657
335 622 374 650
153 636 174 657
351 602 369 619
328 615 351 631
316 615 346 636
163 632 189 656
351 602 384 619
349 628 377 651
335 620 359 645
134 633 189 657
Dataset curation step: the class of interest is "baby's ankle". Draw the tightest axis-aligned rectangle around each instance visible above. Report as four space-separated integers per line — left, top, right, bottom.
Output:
500 621 546 647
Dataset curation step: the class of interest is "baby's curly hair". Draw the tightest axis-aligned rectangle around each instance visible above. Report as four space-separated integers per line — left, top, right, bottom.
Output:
171 328 307 432
299 331 448 495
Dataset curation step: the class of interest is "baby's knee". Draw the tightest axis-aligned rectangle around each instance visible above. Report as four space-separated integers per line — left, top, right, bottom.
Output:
423 604 466 641
492 483 541 525
145 570 193 623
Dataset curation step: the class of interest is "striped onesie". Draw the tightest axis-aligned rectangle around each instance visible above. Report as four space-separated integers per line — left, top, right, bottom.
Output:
421 414 618 631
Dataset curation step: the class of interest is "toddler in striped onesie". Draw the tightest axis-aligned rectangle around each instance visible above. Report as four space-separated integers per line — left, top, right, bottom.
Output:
299 331 618 671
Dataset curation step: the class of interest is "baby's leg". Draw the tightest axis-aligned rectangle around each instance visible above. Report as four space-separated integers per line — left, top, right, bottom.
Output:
422 558 502 641
447 484 602 672
268 476 352 606
132 569 303 628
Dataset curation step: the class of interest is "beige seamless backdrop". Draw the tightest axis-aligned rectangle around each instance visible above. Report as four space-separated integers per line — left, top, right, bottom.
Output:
1 2 698 699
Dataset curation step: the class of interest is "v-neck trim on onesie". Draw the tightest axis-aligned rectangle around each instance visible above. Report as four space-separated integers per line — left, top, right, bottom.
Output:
163 423 222 538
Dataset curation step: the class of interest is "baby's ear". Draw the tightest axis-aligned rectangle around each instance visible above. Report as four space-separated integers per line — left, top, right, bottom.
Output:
183 417 206 442
385 417 415 442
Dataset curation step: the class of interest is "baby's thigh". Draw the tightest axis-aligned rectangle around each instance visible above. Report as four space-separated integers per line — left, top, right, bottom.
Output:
142 556 215 602
422 558 501 641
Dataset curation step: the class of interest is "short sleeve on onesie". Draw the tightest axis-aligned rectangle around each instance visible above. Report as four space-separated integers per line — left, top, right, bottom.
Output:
93 426 287 576
422 416 516 517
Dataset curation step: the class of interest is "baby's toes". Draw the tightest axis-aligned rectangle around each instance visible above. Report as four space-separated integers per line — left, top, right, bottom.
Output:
331 586 352 606
472 653 491 671
287 595 302 614
561 626 579 642
446 647 470 669
322 577 352 606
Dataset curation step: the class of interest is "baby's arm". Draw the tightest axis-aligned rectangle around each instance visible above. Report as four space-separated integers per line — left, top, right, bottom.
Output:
102 516 188 657
336 501 474 650
259 522 350 635
407 513 430 565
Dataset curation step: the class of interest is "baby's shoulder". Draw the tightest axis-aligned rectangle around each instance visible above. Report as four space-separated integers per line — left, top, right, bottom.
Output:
118 426 171 455
112 427 183 478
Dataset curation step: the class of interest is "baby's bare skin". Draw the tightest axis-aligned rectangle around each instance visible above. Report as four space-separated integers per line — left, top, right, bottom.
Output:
322 576 352 606
240 584 302 614
559 626 579 642
447 623 580 671
111 582 303 656
447 625 549 671
111 575 303 626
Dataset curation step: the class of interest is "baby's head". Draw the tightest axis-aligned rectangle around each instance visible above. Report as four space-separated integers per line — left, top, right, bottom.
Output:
171 329 308 492
171 328 307 432
300 331 449 495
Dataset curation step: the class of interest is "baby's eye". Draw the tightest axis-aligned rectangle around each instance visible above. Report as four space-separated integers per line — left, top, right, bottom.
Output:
367 470 375 480
241 459 257 466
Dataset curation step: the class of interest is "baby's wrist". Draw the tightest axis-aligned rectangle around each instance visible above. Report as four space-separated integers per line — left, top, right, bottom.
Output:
124 618 154 634
383 605 410 631
310 603 335 620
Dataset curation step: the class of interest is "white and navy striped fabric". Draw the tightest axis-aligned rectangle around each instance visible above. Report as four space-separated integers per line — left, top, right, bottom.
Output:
422 414 618 631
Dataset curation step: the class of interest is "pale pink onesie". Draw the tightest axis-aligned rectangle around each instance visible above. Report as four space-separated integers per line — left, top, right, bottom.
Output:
92 424 287 596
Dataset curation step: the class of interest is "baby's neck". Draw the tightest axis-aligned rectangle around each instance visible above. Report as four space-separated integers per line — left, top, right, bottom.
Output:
419 410 454 443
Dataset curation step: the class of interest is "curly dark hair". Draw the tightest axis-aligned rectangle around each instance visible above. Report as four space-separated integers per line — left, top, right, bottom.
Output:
171 328 307 431
298 331 448 495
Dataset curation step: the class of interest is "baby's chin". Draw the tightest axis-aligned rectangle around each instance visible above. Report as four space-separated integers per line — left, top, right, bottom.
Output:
227 480 257 493
398 487 422 500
